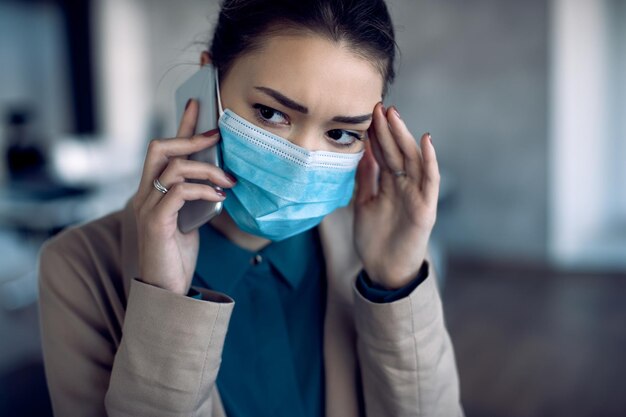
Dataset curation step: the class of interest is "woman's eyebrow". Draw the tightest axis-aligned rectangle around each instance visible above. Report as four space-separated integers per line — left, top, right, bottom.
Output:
254 86 308 113
331 114 372 124
254 86 373 124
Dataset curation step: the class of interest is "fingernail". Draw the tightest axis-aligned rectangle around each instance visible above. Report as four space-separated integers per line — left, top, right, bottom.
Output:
185 99 192 111
201 128 220 137
427 132 432 143
393 107 401 119
225 173 237 184
216 189 227 197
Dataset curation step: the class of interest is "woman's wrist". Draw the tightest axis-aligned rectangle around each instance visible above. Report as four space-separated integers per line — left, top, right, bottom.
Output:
364 257 426 291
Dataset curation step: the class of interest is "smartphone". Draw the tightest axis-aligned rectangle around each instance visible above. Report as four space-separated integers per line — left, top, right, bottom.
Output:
174 64 223 233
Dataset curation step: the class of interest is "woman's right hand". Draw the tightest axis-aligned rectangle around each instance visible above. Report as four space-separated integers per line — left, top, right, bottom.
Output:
131 99 236 295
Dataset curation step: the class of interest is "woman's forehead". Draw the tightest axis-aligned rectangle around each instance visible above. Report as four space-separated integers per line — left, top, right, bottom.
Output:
227 34 384 114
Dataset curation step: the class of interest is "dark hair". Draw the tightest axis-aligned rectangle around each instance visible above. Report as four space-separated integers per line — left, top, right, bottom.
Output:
209 0 397 96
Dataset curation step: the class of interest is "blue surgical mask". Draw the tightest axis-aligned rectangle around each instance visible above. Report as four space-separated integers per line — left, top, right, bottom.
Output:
214 70 364 241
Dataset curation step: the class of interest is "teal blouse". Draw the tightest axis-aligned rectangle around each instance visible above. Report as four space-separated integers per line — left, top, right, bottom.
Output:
189 222 427 416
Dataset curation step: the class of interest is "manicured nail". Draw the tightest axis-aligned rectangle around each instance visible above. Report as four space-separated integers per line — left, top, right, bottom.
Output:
225 173 237 184
201 128 220 137
216 189 227 197
427 132 432 144
393 107 401 119
185 99 192 111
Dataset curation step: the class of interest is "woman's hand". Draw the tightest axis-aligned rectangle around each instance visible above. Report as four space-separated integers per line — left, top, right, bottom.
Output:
353 103 440 290
132 99 236 295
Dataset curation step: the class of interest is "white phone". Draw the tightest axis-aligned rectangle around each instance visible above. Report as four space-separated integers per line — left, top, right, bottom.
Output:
174 64 223 233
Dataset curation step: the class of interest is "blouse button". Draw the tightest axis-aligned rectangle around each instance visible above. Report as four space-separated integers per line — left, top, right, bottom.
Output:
251 254 263 265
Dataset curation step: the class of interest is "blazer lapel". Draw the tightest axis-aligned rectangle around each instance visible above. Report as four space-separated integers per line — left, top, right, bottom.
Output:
319 204 364 417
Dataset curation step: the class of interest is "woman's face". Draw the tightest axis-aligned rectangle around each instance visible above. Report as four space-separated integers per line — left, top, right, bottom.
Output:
212 34 385 154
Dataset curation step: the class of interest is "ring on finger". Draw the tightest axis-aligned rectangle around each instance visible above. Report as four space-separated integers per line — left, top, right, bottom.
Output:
392 170 407 177
153 178 169 194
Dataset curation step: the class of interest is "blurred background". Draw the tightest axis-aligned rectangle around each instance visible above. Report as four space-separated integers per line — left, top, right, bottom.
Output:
0 0 624 415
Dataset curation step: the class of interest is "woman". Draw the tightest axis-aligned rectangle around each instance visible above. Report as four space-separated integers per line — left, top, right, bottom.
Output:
38 0 463 416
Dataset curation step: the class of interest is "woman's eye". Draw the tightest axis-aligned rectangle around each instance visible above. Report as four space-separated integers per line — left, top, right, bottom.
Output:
253 104 288 125
327 129 362 147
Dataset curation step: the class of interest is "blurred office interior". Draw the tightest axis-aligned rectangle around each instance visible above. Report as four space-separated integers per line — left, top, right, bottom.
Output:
0 0 624 416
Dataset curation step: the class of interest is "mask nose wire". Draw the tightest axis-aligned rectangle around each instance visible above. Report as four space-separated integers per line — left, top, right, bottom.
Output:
215 67 225 117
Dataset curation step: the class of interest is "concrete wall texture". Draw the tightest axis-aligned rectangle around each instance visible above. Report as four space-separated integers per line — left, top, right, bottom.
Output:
385 0 549 262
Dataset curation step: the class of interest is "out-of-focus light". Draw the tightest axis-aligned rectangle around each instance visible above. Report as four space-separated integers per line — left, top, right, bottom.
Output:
49 135 141 186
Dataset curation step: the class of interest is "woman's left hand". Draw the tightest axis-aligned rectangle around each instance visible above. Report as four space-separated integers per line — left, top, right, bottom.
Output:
353 103 440 290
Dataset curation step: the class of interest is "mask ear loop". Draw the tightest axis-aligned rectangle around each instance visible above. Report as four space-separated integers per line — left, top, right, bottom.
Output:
215 66 225 117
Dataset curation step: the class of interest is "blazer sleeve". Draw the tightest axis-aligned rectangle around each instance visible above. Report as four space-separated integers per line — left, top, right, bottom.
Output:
352 262 464 417
38 238 234 417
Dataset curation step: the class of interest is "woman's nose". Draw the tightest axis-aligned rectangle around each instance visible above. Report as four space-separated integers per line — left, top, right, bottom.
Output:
287 128 320 151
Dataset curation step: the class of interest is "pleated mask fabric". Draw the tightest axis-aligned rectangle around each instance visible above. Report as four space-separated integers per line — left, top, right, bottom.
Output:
214 69 364 241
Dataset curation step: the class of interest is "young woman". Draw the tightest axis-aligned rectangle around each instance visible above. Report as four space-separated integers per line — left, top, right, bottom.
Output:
38 0 463 416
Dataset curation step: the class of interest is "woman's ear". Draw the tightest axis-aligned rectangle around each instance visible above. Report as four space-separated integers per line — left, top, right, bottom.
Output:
200 51 212 67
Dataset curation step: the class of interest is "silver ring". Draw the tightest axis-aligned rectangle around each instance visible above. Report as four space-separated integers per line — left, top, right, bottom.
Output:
393 170 407 177
153 178 168 194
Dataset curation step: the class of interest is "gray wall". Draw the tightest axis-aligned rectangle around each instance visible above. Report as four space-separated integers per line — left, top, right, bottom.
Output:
609 0 626 225
385 0 549 262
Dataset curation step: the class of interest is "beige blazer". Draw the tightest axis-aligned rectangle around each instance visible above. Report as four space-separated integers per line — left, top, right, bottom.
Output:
38 199 463 416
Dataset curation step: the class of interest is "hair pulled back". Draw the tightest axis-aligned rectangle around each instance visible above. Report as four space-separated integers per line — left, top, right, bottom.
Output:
209 0 397 95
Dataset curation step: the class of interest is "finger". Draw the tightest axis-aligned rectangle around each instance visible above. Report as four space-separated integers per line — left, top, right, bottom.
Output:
367 122 390 172
137 130 220 203
368 121 396 193
144 157 235 208
387 106 422 180
177 99 199 138
161 158 235 189
150 182 227 229
420 133 440 204
355 140 379 204
372 103 404 172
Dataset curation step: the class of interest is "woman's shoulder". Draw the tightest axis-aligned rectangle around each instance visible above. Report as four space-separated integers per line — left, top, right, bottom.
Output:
41 206 125 263
38 203 130 303
38 202 135 348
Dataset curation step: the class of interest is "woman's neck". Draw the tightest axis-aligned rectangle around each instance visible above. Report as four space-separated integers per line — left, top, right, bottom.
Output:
208 209 271 252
